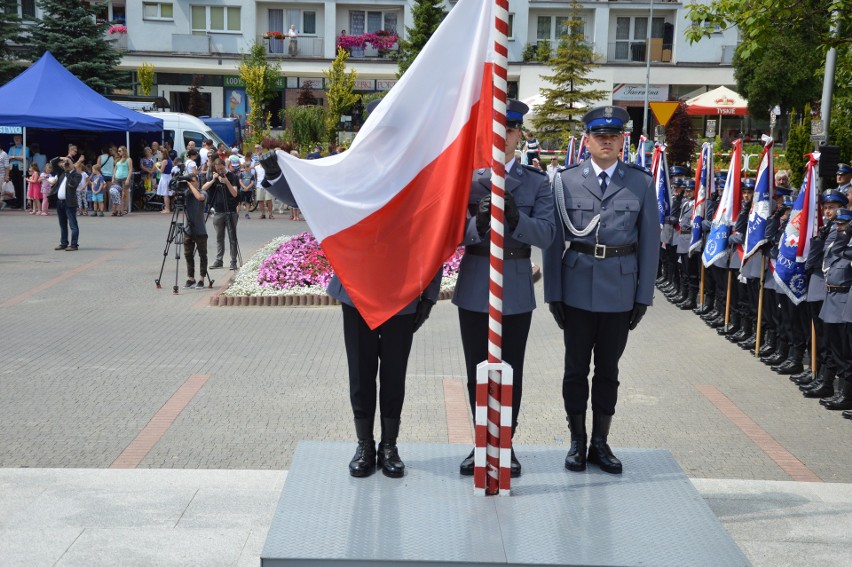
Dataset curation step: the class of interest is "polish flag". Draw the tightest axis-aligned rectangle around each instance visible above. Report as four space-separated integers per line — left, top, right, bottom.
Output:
267 0 494 328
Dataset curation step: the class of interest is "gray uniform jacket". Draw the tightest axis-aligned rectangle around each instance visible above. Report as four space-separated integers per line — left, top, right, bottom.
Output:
452 163 555 315
805 225 832 302
675 199 694 254
818 229 852 324
842 239 852 323
543 161 660 312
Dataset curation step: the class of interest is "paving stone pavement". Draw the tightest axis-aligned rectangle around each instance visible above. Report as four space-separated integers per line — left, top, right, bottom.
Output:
1 209 851 565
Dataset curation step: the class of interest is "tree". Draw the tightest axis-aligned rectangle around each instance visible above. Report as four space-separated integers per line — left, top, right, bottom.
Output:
137 63 154 96
28 0 124 94
664 103 697 166
394 0 445 77
296 80 319 106
187 75 205 117
239 42 282 146
322 47 360 145
0 0 25 85
785 108 812 188
531 0 607 145
283 106 326 152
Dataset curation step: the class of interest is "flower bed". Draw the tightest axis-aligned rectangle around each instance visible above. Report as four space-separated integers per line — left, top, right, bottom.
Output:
215 232 466 306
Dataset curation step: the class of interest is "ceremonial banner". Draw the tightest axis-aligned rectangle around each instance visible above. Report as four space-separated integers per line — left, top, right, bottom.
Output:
565 136 576 166
634 134 648 170
703 139 743 267
743 136 774 261
621 133 630 162
689 142 714 255
577 133 589 162
773 154 820 304
269 0 493 328
653 144 671 227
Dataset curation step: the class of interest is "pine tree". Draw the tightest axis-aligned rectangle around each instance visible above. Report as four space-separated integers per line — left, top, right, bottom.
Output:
531 0 608 145
394 0 445 77
29 0 124 94
297 80 319 106
323 47 360 144
0 0 25 85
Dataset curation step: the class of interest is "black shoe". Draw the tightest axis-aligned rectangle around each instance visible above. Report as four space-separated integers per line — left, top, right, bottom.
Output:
564 413 587 472
763 352 787 366
759 343 776 357
820 393 842 406
196 280 205 289
803 383 835 398
678 298 697 310
54 244 67 250
842 410 852 419
459 449 475 476
510 449 521 478
707 317 725 329
738 336 756 351
209 261 224 269
185 279 196 288
790 370 813 385
774 361 804 375
823 396 852 411
587 414 622 474
377 441 405 478
718 323 740 336
349 440 377 477
229 261 238 270
66 245 78 251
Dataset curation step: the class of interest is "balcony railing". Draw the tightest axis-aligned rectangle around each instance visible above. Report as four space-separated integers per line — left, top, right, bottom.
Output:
607 40 673 63
172 33 210 54
262 36 324 58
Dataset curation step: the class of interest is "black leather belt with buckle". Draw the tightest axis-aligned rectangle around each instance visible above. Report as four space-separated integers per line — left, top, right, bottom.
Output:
569 241 637 259
826 285 851 293
466 246 531 259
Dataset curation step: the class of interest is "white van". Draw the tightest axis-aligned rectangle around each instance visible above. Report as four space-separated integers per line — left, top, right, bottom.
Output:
145 112 230 156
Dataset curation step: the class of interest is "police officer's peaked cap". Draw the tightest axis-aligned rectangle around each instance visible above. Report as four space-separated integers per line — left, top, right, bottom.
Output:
780 196 795 209
669 165 691 177
506 99 529 128
582 105 629 134
835 208 852 222
685 179 696 189
366 98 383 116
774 185 792 197
824 190 849 205
741 178 756 189
837 163 851 175
716 169 729 180
673 178 685 187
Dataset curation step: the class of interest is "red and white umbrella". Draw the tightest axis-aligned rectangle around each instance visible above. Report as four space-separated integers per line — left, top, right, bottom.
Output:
685 86 749 116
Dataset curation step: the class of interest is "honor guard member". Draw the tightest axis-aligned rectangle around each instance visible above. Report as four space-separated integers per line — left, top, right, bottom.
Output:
675 178 699 310
754 187 793 356
455 99 556 478
815 208 852 410
658 178 683 300
258 99 442 479
544 105 660 474
836 163 851 195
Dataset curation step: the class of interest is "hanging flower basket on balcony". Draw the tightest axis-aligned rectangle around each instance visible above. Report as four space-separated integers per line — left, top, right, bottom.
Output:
263 31 286 41
108 25 127 35
336 30 399 55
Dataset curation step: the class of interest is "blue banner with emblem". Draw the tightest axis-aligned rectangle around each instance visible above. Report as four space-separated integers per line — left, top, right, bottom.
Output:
743 137 774 261
654 144 671 227
689 142 713 255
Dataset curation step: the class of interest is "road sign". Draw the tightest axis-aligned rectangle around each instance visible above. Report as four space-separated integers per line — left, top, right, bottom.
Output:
649 102 681 127
654 124 666 143
705 119 716 139
810 119 826 142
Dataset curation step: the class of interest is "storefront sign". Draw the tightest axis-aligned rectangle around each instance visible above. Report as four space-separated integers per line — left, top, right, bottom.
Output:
376 80 397 91
0 126 22 134
223 76 285 89
354 79 375 91
612 84 668 102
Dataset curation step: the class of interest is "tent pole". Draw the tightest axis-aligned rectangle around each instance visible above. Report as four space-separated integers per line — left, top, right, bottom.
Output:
22 127 27 210
126 131 131 213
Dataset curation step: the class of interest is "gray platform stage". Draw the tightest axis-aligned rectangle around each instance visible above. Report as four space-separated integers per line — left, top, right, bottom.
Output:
261 442 751 567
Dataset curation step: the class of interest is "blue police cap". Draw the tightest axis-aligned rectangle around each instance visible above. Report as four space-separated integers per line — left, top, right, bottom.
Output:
685 179 696 189
366 98 383 116
582 105 630 134
837 163 851 175
836 208 852 222
716 170 728 181
673 178 685 187
669 165 690 176
824 190 849 205
774 185 792 197
742 178 756 189
506 99 529 128
779 196 795 209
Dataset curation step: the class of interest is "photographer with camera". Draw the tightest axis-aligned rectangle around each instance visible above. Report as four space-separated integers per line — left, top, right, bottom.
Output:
170 160 209 288
204 158 240 270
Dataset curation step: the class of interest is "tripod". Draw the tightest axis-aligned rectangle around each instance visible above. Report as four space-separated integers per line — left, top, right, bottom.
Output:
155 204 214 294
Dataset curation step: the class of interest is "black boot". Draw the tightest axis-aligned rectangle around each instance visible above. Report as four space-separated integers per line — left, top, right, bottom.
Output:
728 318 751 343
790 369 813 385
377 417 405 478
762 342 788 366
587 414 622 474
758 330 777 357
773 349 804 375
822 378 852 410
842 410 852 420
802 368 835 398
801 366 833 392
707 314 726 328
459 448 475 476
738 333 757 351
349 418 377 477
564 413 587 472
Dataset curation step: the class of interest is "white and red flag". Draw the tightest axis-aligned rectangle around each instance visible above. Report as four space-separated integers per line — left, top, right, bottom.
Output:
267 0 494 329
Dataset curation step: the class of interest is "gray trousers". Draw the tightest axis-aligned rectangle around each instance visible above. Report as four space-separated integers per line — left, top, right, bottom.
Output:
212 212 238 263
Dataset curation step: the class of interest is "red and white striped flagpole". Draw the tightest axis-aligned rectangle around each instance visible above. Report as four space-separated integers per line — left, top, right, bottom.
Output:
474 0 512 496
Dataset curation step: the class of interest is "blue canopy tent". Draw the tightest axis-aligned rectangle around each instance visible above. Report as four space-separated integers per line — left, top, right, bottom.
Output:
0 52 163 211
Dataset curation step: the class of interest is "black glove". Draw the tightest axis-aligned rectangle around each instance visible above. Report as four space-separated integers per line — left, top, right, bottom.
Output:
818 224 831 239
259 151 282 184
413 299 434 332
549 302 566 330
504 192 520 231
476 196 491 235
628 303 647 331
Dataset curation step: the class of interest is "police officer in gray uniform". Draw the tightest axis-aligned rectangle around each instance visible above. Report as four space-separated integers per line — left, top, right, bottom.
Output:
675 179 699 310
456 99 556 478
544 106 660 474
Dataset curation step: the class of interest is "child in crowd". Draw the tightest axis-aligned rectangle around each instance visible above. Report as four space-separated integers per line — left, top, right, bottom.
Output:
238 161 255 219
27 163 42 215
90 163 105 217
39 163 53 216
109 181 122 216
77 165 90 216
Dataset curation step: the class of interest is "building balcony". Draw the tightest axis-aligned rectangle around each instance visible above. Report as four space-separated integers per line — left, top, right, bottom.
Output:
106 32 128 51
607 40 673 63
172 33 210 54
262 36 324 58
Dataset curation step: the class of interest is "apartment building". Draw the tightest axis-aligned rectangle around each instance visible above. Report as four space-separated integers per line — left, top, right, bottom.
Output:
9 0 739 135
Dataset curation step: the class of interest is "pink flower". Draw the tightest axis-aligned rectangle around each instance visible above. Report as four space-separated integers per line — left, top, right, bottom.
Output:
108 25 127 35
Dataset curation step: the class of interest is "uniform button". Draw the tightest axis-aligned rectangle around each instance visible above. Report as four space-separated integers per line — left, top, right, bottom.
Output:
602 206 607 210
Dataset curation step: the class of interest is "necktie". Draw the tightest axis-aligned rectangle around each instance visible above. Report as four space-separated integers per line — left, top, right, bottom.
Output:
599 171 608 194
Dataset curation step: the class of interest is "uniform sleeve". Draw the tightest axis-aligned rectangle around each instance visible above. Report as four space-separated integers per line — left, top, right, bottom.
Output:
636 175 661 305
509 174 556 249
265 173 298 207
422 268 443 303
543 177 566 304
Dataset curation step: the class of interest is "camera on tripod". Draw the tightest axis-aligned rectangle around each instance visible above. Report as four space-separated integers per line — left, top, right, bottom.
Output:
168 167 195 206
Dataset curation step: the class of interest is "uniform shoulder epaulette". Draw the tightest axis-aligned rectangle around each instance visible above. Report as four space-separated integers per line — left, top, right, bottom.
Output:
557 163 581 172
522 164 547 175
625 162 652 176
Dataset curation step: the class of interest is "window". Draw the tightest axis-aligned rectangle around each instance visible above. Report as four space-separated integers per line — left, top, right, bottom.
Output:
537 15 585 44
302 11 316 35
21 0 36 18
507 13 514 40
349 10 400 35
191 5 241 33
143 2 173 20
614 15 664 61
